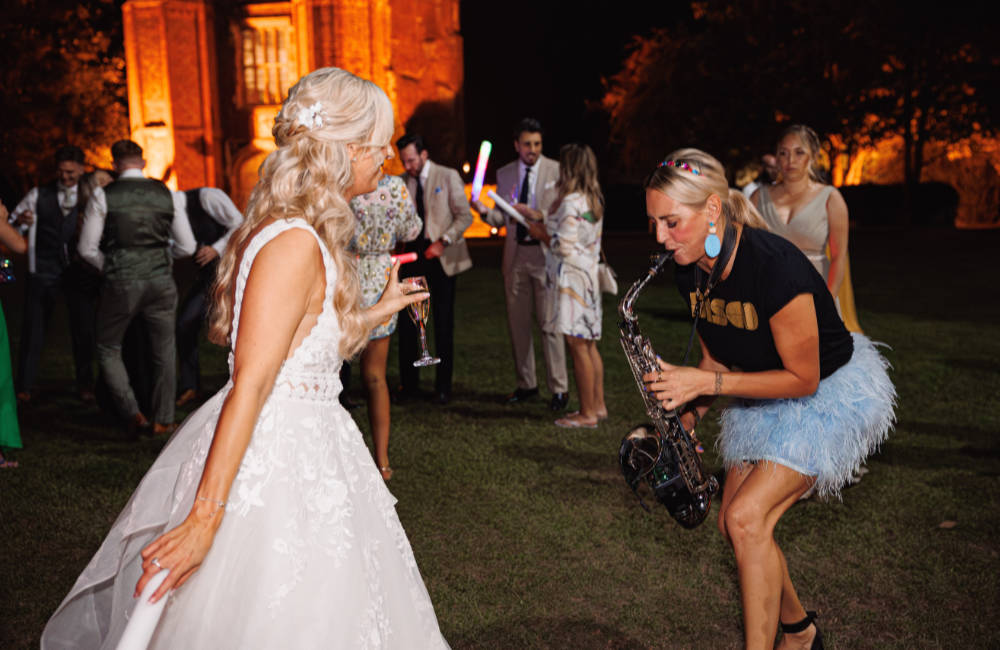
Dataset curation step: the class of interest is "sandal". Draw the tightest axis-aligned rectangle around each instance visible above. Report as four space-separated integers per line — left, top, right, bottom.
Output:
555 415 598 429
781 610 823 649
0 459 19 469
379 466 393 480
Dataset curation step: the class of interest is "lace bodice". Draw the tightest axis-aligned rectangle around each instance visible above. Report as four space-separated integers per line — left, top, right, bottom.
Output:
228 219 344 401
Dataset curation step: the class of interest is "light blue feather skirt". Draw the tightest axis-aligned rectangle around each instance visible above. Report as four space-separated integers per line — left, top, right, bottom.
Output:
718 333 896 498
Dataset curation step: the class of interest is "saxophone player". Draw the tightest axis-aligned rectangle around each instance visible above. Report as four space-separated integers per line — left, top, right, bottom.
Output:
642 149 895 650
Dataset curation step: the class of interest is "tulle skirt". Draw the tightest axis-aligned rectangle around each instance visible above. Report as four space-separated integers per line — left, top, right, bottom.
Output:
718 333 896 498
41 382 449 649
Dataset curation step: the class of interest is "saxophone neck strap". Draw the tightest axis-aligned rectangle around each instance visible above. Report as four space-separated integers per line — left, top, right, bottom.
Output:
682 220 738 367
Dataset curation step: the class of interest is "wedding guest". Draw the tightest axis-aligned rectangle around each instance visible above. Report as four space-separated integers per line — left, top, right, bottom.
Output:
8 145 97 403
175 188 244 407
0 202 26 468
643 148 894 649
472 118 569 410
741 153 778 198
751 124 869 486
350 174 422 479
78 139 196 434
396 134 473 405
751 125 848 299
522 143 607 428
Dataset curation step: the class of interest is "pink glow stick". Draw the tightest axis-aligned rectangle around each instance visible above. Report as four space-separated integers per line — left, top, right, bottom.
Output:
471 140 492 201
391 252 418 264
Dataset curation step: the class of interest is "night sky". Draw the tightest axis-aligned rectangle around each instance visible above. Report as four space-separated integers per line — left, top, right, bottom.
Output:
459 1 683 172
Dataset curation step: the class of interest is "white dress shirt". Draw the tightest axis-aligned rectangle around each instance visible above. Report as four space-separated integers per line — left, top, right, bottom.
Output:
177 188 244 255
77 169 197 271
9 183 79 273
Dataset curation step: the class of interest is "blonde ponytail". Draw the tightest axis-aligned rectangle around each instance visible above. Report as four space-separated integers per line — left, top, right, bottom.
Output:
726 188 769 230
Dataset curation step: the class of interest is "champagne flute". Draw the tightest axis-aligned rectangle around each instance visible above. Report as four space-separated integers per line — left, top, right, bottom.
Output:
404 276 440 367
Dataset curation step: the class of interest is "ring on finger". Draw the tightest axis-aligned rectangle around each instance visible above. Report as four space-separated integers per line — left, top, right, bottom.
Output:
151 557 162 569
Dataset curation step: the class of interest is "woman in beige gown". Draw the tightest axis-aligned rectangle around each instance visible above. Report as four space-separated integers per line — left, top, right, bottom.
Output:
753 124 870 486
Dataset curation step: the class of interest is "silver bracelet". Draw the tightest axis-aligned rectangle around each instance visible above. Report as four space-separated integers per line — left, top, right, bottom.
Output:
714 372 723 395
196 496 227 512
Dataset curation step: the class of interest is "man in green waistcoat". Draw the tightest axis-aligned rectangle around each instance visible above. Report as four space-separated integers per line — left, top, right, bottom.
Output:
78 140 196 434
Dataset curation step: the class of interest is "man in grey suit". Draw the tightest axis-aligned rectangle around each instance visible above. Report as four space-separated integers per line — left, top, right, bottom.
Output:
396 134 473 405
471 118 568 410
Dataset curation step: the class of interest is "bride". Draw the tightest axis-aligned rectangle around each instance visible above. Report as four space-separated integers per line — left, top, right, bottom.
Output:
42 68 449 649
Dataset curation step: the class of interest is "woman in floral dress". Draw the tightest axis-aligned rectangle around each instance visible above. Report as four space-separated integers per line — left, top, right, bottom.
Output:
524 144 607 429
350 174 422 479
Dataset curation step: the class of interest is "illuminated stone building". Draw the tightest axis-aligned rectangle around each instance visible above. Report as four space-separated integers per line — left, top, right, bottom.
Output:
121 0 465 208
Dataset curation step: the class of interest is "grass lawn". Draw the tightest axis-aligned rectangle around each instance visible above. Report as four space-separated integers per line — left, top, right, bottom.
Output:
1 227 998 649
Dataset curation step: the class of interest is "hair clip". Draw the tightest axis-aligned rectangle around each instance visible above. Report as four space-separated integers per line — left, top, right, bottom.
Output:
658 160 701 175
295 102 326 130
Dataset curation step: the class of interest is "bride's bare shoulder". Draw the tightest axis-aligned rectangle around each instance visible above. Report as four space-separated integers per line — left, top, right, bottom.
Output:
236 218 320 271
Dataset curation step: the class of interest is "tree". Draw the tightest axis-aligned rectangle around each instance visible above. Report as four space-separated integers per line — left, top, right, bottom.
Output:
0 0 128 202
600 0 998 223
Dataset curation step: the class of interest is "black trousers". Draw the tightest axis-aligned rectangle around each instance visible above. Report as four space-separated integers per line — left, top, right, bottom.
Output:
175 265 216 394
16 268 97 394
397 240 457 395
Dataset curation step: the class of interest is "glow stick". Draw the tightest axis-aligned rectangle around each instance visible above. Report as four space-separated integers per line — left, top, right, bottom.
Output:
471 140 492 201
115 569 169 650
486 190 529 227
390 252 417 264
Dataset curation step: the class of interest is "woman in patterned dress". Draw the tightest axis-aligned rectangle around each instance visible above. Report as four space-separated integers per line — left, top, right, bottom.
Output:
350 174 422 479
524 143 607 428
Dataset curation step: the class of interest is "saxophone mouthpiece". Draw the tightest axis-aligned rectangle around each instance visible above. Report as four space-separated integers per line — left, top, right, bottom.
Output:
648 251 674 275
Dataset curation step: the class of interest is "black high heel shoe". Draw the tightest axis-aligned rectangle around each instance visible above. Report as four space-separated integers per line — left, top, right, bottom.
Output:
781 610 824 649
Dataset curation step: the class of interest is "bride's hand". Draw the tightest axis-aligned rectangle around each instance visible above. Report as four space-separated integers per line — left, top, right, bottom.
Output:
134 504 223 603
366 260 428 329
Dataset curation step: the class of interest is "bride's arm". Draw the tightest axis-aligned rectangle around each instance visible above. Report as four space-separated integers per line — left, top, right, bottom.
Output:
135 228 323 603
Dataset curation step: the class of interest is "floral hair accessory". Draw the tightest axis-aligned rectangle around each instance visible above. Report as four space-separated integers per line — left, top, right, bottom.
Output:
295 102 326 130
659 159 701 175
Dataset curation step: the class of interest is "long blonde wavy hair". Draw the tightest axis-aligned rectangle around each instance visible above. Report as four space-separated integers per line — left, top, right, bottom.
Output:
207 67 394 359
644 147 768 230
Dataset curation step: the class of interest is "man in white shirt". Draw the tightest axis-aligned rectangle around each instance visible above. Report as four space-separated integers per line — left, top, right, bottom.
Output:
471 119 569 410
8 145 98 403
77 139 196 434
174 188 243 406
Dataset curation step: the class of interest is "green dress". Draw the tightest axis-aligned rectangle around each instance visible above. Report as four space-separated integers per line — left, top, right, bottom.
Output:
0 303 21 449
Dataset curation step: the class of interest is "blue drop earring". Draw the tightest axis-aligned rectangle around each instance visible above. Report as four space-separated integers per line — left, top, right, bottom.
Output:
705 221 721 258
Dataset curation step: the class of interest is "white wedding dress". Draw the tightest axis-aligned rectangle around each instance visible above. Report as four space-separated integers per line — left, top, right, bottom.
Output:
42 219 449 649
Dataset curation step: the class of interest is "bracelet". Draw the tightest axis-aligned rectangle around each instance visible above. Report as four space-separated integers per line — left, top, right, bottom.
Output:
714 371 723 395
196 496 227 515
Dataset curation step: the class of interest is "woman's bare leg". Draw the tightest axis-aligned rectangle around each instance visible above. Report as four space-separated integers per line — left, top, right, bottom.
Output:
720 462 814 649
360 336 392 478
587 341 606 418
564 336 597 422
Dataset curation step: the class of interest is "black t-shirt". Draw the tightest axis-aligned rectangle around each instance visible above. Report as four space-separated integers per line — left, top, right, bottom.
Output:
674 226 853 379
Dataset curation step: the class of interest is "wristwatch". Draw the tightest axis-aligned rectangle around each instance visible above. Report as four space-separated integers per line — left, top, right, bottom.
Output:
441 234 453 246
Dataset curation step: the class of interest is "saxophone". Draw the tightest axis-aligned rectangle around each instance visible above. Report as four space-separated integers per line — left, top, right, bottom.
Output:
618 252 718 529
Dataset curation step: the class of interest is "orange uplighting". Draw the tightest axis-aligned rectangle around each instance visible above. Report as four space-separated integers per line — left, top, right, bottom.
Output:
463 183 504 238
